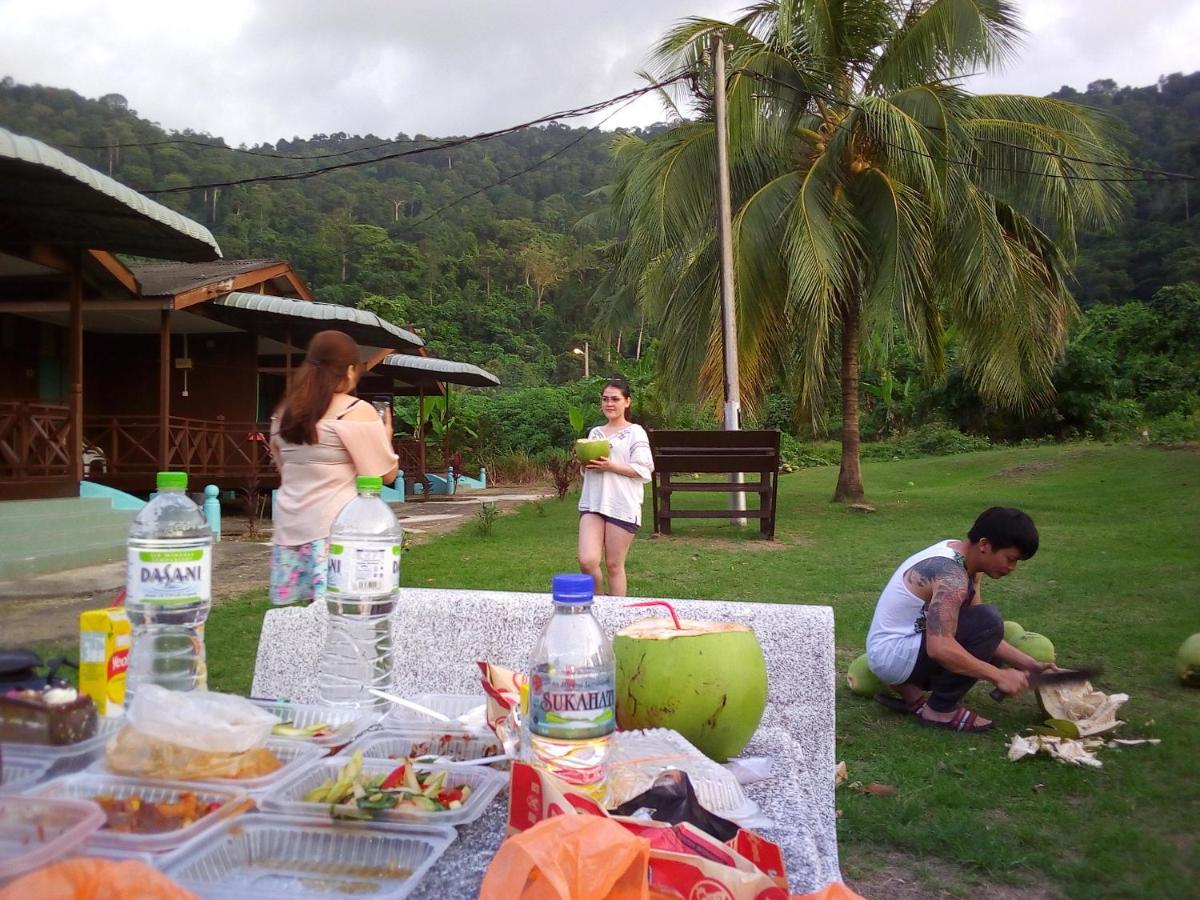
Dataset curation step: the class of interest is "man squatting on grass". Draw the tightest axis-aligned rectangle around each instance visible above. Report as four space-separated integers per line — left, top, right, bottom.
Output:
866 507 1055 733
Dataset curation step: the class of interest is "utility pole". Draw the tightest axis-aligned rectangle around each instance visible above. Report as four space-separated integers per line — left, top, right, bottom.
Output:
712 32 746 525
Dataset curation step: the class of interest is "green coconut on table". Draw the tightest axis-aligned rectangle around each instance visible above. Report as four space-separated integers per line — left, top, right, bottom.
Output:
613 602 768 763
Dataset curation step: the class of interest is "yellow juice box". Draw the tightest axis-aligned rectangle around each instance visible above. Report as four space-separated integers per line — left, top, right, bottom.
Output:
79 607 131 717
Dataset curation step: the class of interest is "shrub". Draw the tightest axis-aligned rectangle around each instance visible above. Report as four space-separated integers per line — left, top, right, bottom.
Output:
541 449 581 498
474 502 500 537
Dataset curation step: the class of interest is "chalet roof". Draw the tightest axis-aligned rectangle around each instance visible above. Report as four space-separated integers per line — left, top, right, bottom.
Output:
0 127 220 262
130 259 287 297
375 352 500 388
210 291 423 353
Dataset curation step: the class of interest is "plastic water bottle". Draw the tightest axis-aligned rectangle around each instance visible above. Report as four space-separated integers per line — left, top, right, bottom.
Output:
528 573 616 802
124 471 212 701
319 475 402 708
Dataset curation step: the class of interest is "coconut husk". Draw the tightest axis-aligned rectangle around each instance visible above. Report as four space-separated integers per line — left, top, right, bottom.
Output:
1036 681 1128 737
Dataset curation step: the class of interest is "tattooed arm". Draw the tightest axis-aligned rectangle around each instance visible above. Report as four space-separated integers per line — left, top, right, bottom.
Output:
906 557 1028 693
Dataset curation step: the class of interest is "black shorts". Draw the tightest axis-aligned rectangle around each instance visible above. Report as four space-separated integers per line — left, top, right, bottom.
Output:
579 511 640 534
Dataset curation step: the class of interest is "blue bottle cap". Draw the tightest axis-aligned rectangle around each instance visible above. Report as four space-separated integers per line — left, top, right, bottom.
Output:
551 573 595 603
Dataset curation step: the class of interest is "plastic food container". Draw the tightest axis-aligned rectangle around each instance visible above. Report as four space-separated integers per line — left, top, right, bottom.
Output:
0 795 105 884
164 813 456 899
608 729 762 825
249 699 381 749
1 715 122 775
91 739 327 795
0 749 54 794
381 693 487 729
339 730 506 766
260 758 505 828
34 772 249 852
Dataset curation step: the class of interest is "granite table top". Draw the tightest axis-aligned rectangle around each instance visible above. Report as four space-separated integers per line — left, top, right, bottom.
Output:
252 587 841 897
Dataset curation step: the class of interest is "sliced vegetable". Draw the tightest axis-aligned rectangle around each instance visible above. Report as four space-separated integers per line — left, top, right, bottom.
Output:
380 764 407 791
272 720 334 739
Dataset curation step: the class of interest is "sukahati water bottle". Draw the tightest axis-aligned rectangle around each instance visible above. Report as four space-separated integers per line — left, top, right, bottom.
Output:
527 573 616 802
124 471 212 701
319 475 402 708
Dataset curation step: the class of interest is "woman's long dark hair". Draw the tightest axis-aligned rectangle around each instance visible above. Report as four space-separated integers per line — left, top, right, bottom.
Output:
277 330 360 445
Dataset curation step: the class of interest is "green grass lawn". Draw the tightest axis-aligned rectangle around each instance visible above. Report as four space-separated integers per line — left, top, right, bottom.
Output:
50 443 1200 897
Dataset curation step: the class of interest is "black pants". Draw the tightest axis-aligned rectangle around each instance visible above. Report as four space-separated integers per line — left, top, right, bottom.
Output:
907 603 1003 713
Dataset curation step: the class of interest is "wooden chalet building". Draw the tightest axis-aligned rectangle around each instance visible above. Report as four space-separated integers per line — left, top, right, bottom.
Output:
0 126 498 511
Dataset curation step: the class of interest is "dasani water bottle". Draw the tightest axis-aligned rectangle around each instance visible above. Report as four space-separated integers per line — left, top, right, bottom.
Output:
124 471 212 700
319 475 401 708
527 573 616 802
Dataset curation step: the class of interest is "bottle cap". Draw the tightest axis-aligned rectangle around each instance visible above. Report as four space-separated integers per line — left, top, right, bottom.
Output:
356 475 383 492
156 472 187 490
551 573 595 603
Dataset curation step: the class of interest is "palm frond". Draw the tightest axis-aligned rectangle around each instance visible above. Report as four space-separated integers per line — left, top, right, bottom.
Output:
868 0 1024 93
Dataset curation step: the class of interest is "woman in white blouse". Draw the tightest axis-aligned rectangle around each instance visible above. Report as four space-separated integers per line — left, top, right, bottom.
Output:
577 377 654 596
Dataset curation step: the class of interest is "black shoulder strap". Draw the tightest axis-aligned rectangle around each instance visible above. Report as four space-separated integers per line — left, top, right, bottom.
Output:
335 398 363 420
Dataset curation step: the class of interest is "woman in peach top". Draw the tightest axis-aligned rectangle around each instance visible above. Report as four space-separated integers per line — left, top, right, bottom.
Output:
269 330 399 605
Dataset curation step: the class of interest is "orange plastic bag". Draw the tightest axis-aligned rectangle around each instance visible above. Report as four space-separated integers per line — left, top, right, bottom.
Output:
480 816 652 900
791 884 866 900
0 858 197 900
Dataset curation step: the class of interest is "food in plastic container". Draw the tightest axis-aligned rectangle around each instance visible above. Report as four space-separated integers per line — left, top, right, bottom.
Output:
261 754 505 828
0 795 105 884
34 773 248 852
0 687 98 746
343 730 505 765
105 685 283 781
249 698 380 748
298 751 476 814
164 813 455 899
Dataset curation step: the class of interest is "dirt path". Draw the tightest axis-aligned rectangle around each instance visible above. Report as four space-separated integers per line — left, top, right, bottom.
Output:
0 486 552 645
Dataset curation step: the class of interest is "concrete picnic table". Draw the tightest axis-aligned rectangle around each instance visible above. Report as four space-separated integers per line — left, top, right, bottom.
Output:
252 588 841 897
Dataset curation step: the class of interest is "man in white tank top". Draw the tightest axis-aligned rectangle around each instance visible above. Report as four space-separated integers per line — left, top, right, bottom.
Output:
865 507 1054 732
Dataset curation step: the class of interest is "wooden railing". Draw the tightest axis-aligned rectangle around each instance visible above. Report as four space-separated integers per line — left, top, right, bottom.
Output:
83 416 275 484
0 401 72 482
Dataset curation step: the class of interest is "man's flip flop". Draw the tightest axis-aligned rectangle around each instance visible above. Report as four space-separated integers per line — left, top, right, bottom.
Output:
915 707 994 733
874 693 926 715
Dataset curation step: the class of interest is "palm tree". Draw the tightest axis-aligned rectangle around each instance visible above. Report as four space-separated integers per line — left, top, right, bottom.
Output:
600 0 1129 502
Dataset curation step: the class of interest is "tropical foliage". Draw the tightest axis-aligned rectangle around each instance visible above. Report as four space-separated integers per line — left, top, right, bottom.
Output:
598 0 1130 501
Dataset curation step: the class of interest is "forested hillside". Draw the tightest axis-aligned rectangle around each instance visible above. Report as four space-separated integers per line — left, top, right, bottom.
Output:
1 71 1196 454
0 76 645 386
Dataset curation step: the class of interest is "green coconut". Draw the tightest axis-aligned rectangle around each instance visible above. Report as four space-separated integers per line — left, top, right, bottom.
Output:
846 653 887 698
1003 620 1026 644
1177 633 1200 688
575 438 610 464
1015 631 1056 663
614 618 767 762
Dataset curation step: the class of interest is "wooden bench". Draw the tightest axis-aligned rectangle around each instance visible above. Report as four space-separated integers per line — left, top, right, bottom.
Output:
649 429 781 538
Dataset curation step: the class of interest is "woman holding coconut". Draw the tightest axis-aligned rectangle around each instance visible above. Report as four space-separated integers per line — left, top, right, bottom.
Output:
577 377 654 596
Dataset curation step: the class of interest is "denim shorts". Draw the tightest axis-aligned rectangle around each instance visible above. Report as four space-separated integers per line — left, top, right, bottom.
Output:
580 511 640 534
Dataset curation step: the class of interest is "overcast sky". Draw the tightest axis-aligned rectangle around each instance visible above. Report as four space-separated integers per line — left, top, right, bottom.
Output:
2 0 1197 146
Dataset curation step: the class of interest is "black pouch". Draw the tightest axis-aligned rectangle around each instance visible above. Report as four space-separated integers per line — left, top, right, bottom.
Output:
0 648 75 692
608 768 740 841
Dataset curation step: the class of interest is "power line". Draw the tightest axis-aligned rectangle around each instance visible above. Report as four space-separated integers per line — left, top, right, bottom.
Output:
733 69 1198 184
409 94 641 227
138 73 691 195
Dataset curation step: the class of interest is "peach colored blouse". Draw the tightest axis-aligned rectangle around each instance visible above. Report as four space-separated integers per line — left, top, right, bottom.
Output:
270 405 398 547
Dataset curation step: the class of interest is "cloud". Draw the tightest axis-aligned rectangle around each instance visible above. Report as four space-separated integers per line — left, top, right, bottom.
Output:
0 0 1195 146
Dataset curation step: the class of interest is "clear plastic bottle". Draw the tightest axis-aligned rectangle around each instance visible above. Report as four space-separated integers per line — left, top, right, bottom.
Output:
319 475 402 708
527 573 616 802
124 471 212 701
